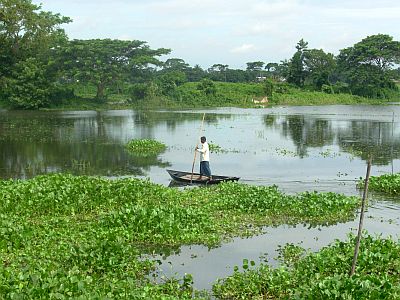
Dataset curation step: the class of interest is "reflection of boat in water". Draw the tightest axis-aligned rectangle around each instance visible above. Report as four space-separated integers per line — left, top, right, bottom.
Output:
166 169 239 185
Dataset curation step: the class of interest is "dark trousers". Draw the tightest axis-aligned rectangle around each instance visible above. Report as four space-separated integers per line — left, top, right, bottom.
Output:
200 161 211 177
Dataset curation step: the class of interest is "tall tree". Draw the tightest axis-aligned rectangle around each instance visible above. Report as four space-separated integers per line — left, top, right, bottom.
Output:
265 62 280 80
186 64 206 82
208 63 229 82
337 34 400 98
162 58 189 72
286 39 309 86
246 61 265 81
303 49 336 89
60 39 170 100
0 0 71 108
0 0 70 60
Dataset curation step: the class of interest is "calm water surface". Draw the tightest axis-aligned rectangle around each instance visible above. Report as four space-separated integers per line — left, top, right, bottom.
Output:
1 105 399 289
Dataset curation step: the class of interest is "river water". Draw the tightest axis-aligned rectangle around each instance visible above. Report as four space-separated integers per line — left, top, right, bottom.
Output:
1 105 399 289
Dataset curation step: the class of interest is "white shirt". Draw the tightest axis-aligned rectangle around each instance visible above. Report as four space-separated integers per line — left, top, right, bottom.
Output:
196 142 210 162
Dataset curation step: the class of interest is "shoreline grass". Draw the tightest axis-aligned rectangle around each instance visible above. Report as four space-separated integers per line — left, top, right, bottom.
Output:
2 81 397 111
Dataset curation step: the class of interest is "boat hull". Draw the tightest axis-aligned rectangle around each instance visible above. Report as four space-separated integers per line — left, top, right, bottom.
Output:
166 169 239 185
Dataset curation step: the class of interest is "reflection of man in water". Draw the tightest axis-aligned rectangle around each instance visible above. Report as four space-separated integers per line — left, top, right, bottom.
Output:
196 136 212 178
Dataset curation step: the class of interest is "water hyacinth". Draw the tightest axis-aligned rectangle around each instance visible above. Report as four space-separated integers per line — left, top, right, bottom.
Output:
0 174 362 298
359 173 400 195
126 139 167 156
213 234 400 300
208 143 226 153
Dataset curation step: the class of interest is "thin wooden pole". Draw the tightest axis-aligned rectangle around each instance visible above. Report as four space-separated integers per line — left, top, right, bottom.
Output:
391 112 394 175
190 113 206 183
349 158 372 276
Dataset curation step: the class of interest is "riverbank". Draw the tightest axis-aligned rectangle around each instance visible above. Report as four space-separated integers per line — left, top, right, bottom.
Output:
90 82 396 109
1 81 396 111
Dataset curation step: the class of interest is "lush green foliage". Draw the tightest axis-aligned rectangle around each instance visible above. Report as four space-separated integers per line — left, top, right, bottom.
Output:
172 81 264 107
272 86 384 106
208 183 360 226
208 143 225 153
213 234 400 299
0 0 71 108
286 39 309 87
197 78 217 96
126 139 167 156
0 174 361 298
1 2 399 109
360 173 400 195
337 34 400 98
58 39 169 100
128 81 265 108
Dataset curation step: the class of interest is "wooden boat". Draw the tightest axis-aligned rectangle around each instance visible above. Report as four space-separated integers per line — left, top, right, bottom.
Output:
166 169 239 185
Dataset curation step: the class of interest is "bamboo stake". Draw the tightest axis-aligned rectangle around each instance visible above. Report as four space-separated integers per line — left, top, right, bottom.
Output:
391 112 394 175
349 158 372 276
190 113 206 183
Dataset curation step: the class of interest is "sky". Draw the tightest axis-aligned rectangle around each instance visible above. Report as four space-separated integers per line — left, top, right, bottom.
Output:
33 0 400 69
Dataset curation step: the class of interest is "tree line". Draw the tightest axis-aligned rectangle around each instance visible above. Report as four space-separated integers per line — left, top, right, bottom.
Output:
1 0 400 109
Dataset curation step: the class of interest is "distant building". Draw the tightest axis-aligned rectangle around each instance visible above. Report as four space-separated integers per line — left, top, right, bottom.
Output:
256 76 267 82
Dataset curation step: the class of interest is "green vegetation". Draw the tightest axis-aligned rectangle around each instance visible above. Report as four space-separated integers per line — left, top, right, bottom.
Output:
359 173 400 195
129 81 265 108
73 81 391 110
213 234 400 299
0 174 360 298
1 0 399 110
271 86 388 106
126 139 167 156
208 143 226 153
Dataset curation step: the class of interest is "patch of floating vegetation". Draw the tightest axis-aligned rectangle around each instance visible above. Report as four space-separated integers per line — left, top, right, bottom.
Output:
275 147 299 157
213 234 400 299
0 174 361 298
359 173 400 196
319 149 341 158
126 139 167 156
208 142 228 154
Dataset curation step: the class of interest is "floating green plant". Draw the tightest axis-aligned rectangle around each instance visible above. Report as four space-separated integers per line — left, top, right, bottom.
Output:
213 234 400 299
319 148 341 158
208 142 226 153
126 139 167 155
359 173 400 195
275 147 299 157
0 174 361 298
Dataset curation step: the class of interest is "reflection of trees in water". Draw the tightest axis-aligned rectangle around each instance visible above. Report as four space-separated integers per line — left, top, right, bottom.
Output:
337 121 400 165
269 115 334 158
133 111 233 134
0 140 170 179
0 111 169 178
264 114 400 165
0 110 235 179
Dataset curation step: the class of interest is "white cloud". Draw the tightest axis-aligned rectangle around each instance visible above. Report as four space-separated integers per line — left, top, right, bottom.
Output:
32 0 400 68
230 44 258 54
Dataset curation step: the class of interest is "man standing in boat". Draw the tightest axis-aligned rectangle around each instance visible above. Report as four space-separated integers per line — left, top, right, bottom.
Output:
196 136 212 179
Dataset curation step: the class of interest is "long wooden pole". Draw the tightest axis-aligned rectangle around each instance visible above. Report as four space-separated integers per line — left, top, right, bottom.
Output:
391 112 394 175
191 113 206 183
349 158 372 276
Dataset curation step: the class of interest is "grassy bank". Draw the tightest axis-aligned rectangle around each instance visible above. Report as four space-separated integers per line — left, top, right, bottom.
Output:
130 82 396 108
0 174 360 298
272 90 389 105
30 81 398 111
